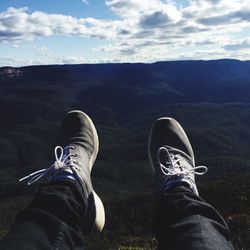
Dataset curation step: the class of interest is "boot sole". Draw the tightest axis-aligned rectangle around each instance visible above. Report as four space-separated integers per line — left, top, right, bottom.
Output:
74 111 105 232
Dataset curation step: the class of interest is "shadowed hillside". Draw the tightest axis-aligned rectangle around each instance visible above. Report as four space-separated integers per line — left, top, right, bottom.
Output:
0 60 250 249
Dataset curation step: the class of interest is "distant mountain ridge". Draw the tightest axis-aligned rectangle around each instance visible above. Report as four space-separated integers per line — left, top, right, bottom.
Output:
1 59 250 106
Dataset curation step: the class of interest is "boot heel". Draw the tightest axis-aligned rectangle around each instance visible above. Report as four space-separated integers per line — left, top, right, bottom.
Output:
93 191 105 232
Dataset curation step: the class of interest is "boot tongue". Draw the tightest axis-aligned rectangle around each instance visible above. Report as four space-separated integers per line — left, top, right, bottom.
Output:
65 144 94 195
157 146 198 195
165 145 194 166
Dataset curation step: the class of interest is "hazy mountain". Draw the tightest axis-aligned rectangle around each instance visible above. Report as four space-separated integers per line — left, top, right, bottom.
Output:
2 59 250 107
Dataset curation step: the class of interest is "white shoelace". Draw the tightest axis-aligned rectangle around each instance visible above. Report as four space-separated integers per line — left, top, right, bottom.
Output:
19 146 77 185
157 146 208 177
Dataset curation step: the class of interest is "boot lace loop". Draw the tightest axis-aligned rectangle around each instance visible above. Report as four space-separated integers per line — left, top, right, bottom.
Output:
157 146 208 177
19 146 77 185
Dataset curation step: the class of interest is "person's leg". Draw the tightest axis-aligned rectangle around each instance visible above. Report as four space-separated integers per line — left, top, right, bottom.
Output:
0 110 105 250
153 185 234 250
0 180 87 250
148 117 234 250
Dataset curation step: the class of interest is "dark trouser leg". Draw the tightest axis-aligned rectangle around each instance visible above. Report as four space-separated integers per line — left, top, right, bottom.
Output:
0 180 86 250
154 185 234 250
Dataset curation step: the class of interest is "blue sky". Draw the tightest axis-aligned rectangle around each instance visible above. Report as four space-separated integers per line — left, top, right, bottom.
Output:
0 0 250 66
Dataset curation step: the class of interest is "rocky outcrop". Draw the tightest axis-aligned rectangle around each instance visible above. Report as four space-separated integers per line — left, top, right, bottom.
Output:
0 67 22 79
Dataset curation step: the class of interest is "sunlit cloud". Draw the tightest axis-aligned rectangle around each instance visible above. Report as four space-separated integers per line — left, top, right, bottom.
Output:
82 0 89 5
1 0 250 65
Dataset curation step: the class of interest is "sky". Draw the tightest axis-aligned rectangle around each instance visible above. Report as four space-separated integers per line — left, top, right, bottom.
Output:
0 0 250 66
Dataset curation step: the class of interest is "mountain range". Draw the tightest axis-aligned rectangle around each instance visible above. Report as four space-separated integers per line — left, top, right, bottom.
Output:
0 59 250 249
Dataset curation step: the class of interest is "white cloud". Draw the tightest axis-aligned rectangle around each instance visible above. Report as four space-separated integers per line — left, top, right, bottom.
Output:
0 7 118 42
102 0 250 61
223 38 250 50
61 56 86 64
82 0 89 4
1 0 250 65
0 57 47 67
0 53 88 67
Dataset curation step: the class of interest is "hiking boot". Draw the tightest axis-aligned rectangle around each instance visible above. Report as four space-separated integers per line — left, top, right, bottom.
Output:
148 117 207 195
19 110 105 234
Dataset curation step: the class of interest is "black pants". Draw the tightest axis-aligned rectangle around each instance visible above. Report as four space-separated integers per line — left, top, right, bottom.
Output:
154 185 234 250
0 181 234 250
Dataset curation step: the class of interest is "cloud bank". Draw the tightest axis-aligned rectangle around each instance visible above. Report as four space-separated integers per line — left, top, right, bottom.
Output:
1 0 250 64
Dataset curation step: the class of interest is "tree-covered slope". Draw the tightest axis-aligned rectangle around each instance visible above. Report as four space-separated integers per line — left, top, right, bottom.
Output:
0 60 250 249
